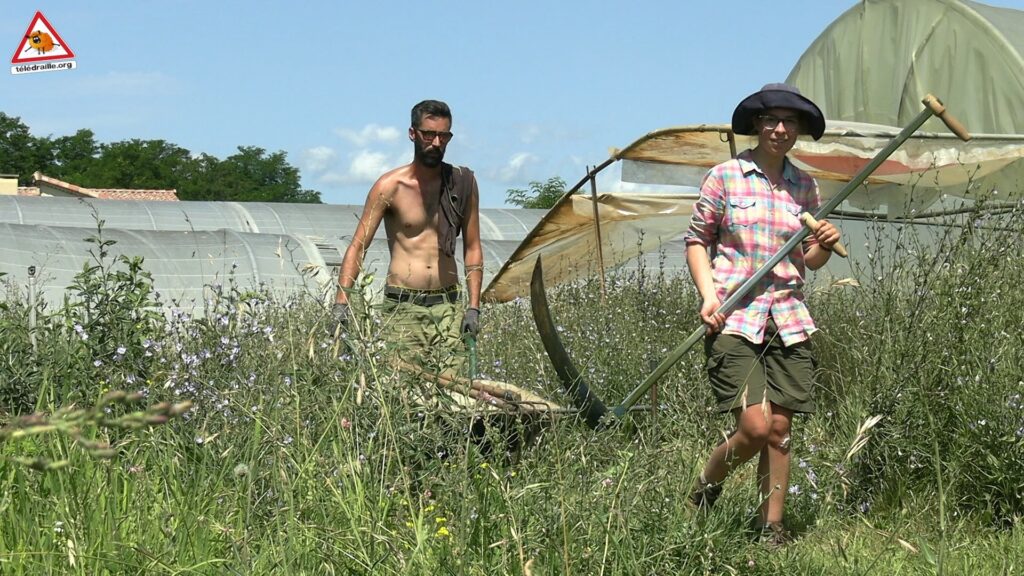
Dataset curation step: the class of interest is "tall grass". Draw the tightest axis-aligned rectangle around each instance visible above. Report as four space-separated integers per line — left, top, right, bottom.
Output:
0 206 1021 574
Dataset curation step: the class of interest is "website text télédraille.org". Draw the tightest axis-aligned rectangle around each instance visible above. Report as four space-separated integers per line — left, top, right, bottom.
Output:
11 60 77 75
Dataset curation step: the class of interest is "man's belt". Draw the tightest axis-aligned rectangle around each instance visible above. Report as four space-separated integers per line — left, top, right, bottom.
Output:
384 285 461 307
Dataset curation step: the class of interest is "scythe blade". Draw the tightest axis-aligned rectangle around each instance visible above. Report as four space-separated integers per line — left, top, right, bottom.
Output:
530 256 609 429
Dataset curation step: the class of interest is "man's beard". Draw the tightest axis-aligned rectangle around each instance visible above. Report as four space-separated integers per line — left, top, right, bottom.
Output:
414 140 445 168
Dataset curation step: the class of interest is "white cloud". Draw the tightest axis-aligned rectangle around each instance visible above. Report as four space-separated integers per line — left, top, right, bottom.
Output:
348 150 392 181
301 146 337 173
496 152 538 182
334 124 402 147
316 149 411 186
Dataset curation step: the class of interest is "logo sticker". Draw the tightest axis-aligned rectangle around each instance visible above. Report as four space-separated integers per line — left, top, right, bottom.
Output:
11 11 77 75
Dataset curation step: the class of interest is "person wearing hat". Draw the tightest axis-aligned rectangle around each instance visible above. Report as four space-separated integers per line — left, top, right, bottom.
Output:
683 83 841 545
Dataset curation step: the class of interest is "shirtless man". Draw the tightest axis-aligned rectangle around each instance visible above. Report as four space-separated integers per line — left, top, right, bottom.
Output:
332 100 482 374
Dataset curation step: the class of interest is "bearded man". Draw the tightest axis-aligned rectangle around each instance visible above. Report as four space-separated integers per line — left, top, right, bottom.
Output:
332 100 482 376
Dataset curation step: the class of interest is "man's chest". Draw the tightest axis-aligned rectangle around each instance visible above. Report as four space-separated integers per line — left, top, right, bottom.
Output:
386 185 442 235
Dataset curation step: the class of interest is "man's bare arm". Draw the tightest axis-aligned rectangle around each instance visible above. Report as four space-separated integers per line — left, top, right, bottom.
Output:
461 176 483 309
336 179 391 304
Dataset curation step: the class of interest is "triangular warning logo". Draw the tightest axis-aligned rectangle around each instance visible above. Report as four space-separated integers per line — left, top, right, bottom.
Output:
11 11 75 64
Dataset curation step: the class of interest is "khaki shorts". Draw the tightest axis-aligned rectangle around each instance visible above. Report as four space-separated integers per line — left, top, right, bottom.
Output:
703 318 816 414
379 289 467 378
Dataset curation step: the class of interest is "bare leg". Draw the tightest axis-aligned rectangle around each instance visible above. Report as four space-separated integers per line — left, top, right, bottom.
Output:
700 401 772 484
756 444 770 508
757 403 793 526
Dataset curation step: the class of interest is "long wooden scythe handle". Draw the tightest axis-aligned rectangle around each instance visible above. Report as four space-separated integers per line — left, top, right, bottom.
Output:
614 94 971 418
800 213 848 257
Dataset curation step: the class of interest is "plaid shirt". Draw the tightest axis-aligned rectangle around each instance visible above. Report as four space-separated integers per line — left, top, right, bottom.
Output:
684 150 820 346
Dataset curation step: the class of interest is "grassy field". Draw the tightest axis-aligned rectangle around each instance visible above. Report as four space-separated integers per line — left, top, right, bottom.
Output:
0 208 1022 575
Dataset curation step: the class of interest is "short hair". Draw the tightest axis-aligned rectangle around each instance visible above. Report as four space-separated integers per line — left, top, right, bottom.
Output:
411 100 452 128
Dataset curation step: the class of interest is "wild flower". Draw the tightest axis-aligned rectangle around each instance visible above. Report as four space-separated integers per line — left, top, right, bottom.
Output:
1008 394 1021 409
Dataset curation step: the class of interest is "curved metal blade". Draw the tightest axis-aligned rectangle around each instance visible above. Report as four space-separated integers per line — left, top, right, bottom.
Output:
529 256 609 429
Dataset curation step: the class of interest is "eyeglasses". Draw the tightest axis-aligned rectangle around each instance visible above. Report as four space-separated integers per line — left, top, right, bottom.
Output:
415 129 454 143
758 114 801 131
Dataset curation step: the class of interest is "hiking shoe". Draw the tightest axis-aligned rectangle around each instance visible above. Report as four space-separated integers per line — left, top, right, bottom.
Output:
757 522 794 548
688 481 723 510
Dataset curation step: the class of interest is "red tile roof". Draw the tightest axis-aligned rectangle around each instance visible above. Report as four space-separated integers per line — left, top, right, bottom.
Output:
32 172 179 201
92 188 180 201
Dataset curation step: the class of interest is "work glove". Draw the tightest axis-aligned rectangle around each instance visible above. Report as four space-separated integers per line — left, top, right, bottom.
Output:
461 307 480 338
329 302 349 337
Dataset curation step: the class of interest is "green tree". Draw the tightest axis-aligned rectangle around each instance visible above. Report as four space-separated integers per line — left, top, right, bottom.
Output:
50 129 99 182
77 139 194 190
0 116 322 203
0 112 54 184
182 146 321 203
505 176 567 209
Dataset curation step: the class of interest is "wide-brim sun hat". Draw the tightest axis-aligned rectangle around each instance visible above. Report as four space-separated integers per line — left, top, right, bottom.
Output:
731 83 825 141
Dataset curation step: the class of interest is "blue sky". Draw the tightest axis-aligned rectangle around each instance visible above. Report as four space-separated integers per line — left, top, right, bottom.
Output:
3 1 1020 207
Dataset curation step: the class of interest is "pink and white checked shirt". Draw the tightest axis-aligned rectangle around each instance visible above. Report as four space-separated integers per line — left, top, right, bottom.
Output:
684 150 821 346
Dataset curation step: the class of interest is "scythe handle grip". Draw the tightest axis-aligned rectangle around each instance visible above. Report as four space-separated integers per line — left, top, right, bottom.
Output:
799 213 848 258
922 94 971 142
